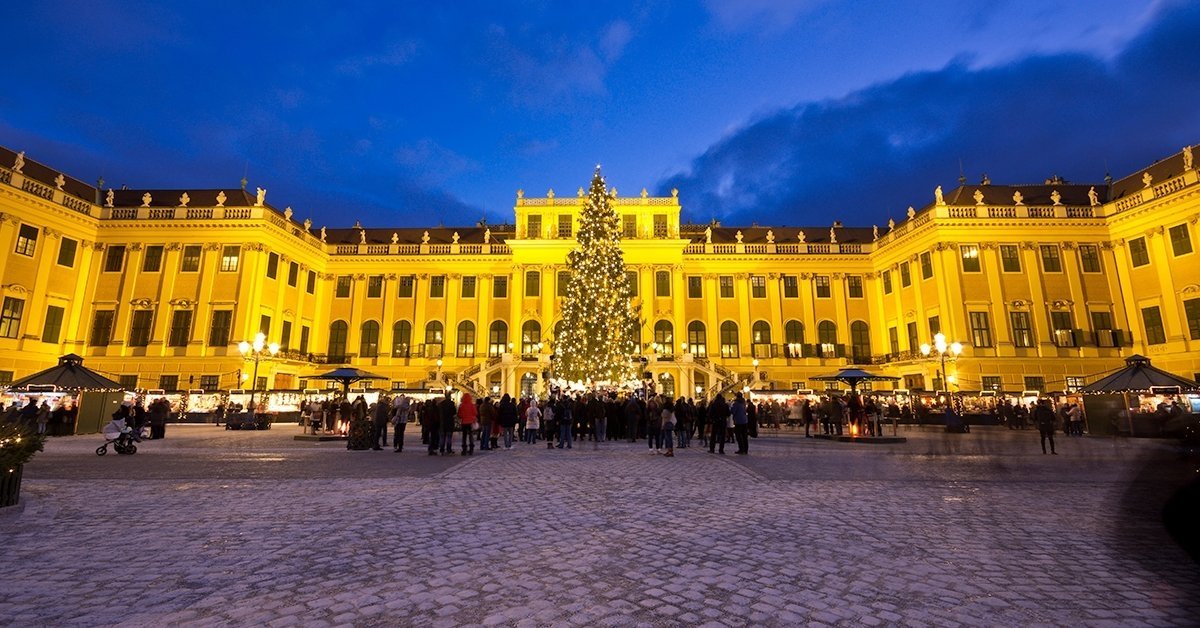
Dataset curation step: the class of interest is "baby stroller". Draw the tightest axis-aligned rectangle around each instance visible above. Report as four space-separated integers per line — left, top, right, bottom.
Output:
96 417 145 456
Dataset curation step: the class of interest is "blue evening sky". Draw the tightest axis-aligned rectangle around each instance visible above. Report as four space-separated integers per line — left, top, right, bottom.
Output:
2 0 1198 229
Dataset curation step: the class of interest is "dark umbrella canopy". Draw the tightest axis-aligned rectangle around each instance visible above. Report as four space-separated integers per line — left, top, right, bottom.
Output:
311 367 387 395
810 368 900 392
1081 355 1199 394
6 354 123 391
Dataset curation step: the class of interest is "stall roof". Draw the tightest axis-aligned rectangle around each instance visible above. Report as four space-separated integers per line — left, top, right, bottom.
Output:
5 354 124 392
1080 355 1200 394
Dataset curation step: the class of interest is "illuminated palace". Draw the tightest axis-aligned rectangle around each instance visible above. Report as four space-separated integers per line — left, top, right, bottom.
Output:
0 144 1198 399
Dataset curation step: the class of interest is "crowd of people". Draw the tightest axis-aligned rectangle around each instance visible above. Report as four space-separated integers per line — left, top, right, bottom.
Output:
1 397 78 436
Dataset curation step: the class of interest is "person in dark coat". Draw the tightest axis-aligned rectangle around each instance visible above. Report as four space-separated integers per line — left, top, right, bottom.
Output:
423 399 440 455
497 394 518 450
438 392 457 455
372 397 391 450
148 397 170 439
707 394 730 454
731 392 749 454
1033 399 1058 454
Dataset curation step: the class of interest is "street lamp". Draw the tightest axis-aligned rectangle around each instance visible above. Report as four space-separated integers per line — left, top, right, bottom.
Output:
238 331 279 413
752 358 760 389
920 332 963 393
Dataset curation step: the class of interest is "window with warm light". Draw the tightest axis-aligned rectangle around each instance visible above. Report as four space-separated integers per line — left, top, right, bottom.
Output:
961 244 981 272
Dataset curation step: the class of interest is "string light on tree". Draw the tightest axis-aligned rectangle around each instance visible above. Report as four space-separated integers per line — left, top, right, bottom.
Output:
554 167 639 386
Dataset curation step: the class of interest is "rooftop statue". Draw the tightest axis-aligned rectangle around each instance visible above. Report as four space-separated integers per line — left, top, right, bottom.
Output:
54 174 65 190
484 227 491 244
766 229 774 244
303 218 312 230
906 206 915 219
359 229 366 245
1184 145 1194 171
735 230 743 244
215 190 227 207
1050 190 1062 206
391 232 398 244
1012 190 1024 205
934 185 944 205
797 230 806 243
320 226 326 242
105 189 114 208
284 206 293 220
12 151 24 173
873 225 879 240
141 192 152 207
1142 172 1153 188
973 189 984 205
1088 186 1099 207
422 230 430 244
255 187 266 207
452 231 460 244
888 218 895 230
829 227 837 244
704 225 712 244
179 192 190 207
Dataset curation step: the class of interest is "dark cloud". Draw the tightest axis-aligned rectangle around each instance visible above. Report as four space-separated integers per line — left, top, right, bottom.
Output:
660 1 1200 227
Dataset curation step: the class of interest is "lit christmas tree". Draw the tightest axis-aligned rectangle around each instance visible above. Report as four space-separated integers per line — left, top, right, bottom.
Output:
554 167 639 386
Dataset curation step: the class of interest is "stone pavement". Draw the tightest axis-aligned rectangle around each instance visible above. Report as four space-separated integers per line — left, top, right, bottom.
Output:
2 424 1198 627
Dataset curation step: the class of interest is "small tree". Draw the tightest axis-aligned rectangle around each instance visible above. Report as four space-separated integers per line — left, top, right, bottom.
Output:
554 168 638 385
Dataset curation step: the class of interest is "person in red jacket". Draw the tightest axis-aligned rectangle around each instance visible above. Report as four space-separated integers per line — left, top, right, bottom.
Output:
458 392 478 456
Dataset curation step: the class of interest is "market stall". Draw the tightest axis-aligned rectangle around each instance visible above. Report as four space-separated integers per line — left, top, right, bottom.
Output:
1080 355 1200 437
3 354 125 434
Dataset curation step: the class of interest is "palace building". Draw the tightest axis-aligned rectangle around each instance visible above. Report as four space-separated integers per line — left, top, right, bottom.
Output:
0 144 1197 400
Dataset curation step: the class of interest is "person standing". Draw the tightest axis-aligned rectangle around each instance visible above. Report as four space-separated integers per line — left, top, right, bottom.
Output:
660 396 676 457
35 400 51 435
392 395 410 452
423 398 441 456
478 396 495 451
524 398 542 445
438 392 457 455
371 396 391 450
646 395 662 454
1033 399 1058 455
557 396 574 449
731 392 749 454
458 392 477 455
588 394 606 446
148 396 170 439
497 394 518 450
624 395 640 444
707 394 729 455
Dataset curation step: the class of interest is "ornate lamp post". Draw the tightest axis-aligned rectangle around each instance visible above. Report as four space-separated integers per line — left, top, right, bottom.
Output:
920 333 962 394
238 332 278 413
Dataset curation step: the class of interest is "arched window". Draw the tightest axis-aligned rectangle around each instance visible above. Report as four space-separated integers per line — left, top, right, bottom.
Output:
457 321 476 357
751 320 771 358
659 373 675 398
720 321 739 358
489 320 508 356
653 320 673 351
392 320 411 357
360 320 380 358
850 320 871 362
817 320 837 357
521 320 541 355
327 320 348 361
425 321 443 358
784 320 805 357
687 320 707 356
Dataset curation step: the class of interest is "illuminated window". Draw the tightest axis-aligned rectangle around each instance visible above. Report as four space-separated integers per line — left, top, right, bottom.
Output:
181 245 201 272
814 275 830 298
782 275 798 298
1009 311 1034 348
719 321 739 358
15 224 38 256
0 297 24 339
392 321 411 357
1000 245 1021 272
360 321 380 358
1078 245 1101 273
219 245 240 272
846 275 863 298
961 244 981 272
687 321 706 356
750 275 766 298
719 276 734 298
457 321 476 357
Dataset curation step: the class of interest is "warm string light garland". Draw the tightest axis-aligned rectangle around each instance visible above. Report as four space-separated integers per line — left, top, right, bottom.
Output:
554 168 639 386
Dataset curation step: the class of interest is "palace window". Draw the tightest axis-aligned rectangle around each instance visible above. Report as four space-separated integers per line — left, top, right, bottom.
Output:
782 275 798 298
219 245 240 272
181 245 201 272
288 262 298 287
969 311 993 347
392 321 411 357
1128 237 1149 267
360 321 380 358
687 276 702 299
653 215 668 238
430 275 445 298
919 251 933 279
89 310 114 346
899 262 911 287
1024 376 1045 392
654 320 673 349
751 320 771 350
1009 311 1034 348
457 321 476 357
160 375 179 391
397 275 414 298
15 224 38 256
299 325 310 354
1040 245 1062 273
906 322 918 352
129 310 153 347
928 315 940 336
103 245 126 272
1183 299 1200 340
558 215 572 238
556 272 569 297
200 375 219 391
526 214 541 239
1141 306 1166 345
1078 244 1101 273
525 271 541 297
328 321 348 360
882 270 892 294
0 297 24 339
488 321 507 356
622 215 637 239
889 326 899 354
493 276 508 298
167 310 192 347
266 252 279 279
42 305 64 344
785 320 804 357
817 321 838 356
1051 311 1076 347
142 245 163 272
719 276 734 298
850 321 870 361
462 276 477 298
625 271 638 297
522 320 541 355
279 320 292 351
57 237 77 267
425 321 444 357
750 275 766 298
260 315 271 336
687 321 707 357
961 245 981 272
981 376 1002 392
846 275 863 298
367 275 383 298
814 275 830 299
655 271 671 297
1169 223 1193 256
208 310 232 347
719 321 739 358
1000 245 1021 272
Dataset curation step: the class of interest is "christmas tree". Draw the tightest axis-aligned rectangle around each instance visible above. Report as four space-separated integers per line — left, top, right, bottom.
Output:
554 168 639 386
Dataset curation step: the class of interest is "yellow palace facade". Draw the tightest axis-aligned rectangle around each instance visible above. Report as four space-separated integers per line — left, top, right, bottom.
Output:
1 144 1198 399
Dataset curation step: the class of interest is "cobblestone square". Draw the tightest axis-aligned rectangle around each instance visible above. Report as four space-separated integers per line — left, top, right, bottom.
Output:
2 425 1198 626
